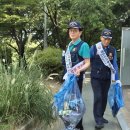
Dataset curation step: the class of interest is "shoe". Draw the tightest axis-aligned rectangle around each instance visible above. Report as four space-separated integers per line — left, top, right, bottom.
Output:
95 122 104 129
102 118 108 123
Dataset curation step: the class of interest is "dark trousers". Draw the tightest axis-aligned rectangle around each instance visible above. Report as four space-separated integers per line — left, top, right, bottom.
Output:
91 78 111 123
76 76 84 130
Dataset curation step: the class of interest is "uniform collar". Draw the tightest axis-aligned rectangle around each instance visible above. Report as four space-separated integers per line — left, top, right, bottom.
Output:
101 42 110 49
70 38 81 46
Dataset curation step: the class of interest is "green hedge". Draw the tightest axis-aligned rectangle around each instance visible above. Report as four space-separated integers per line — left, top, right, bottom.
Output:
34 47 63 76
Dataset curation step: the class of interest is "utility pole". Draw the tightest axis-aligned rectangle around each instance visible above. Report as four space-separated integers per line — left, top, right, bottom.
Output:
44 4 47 48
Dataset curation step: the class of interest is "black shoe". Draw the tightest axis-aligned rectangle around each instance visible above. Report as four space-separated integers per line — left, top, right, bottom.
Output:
95 122 104 129
102 118 108 123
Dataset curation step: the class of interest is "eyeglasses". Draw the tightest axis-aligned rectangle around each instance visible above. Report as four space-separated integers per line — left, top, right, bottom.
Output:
69 29 79 33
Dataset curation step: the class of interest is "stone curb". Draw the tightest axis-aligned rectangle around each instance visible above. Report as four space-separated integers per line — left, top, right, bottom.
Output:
116 108 130 130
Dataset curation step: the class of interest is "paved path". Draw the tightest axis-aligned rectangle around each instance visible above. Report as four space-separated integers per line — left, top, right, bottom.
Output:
82 78 121 130
47 78 121 130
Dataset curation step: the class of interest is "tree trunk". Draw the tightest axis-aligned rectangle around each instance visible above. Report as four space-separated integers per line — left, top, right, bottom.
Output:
17 42 27 68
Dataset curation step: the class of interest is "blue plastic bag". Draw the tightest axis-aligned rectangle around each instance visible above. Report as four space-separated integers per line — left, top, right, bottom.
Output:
108 82 124 117
54 74 86 130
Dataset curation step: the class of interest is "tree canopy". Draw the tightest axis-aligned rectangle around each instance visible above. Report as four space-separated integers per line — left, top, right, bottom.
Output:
0 0 130 65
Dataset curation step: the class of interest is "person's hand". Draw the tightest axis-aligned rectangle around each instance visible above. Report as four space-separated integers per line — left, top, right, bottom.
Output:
111 80 116 83
73 68 80 76
116 80 122 86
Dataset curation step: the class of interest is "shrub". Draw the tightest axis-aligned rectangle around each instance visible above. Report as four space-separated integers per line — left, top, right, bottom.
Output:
34 47 63 76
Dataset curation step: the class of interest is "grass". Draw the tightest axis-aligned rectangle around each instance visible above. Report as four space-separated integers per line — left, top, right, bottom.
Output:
0 62 55 128
0 123 13 130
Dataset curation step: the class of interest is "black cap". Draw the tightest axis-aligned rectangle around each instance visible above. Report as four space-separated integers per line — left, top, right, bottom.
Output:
101 29 112 39
68 21 83 30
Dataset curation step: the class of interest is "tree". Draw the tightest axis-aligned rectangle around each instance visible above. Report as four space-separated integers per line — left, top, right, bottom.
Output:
110 0 130 49
39 0 119 48
36 0 72 49
0 0 44 66
69 0 118 44
0 0 129 57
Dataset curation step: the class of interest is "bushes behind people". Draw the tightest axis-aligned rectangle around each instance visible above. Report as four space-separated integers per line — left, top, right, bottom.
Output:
34 47 63 77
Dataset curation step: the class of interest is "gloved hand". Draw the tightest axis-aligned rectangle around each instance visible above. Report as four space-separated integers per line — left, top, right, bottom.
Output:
116 80 122 86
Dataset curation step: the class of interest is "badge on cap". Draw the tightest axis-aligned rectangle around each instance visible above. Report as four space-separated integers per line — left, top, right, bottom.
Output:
69 22 78 27
104 31 111 35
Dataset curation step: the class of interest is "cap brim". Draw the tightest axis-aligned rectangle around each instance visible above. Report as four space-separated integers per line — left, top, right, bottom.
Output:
68 27 80 29
102 36 112 39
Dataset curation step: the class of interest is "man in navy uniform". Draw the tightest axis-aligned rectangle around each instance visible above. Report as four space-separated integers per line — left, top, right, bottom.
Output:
62 21 90 130
90 29 119 129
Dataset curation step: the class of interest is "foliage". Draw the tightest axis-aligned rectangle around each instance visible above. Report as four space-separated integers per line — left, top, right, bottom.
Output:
36 0 72 49
0 123 12 130
110 0 130 49
34 47 62 76
0 0 130 64
0 63 55 126
37 0 126 48
0 0 45 64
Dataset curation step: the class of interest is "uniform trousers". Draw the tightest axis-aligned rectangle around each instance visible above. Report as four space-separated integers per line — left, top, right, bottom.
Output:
91 78 111 123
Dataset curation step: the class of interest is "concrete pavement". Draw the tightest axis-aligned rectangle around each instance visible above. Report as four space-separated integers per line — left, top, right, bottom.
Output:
83 78 120 130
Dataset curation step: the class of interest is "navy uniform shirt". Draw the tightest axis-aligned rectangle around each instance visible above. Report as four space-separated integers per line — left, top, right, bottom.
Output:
90 44 119 80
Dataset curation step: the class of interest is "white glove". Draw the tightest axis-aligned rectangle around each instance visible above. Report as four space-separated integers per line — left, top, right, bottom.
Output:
116 80 122 86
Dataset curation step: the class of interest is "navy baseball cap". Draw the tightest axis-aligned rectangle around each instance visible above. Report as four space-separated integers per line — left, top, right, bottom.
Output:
101 29 112 39
67 21 83 30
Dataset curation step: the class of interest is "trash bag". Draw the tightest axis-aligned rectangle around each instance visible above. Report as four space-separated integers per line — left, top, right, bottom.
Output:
54 74 86 130
108 82 124 117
